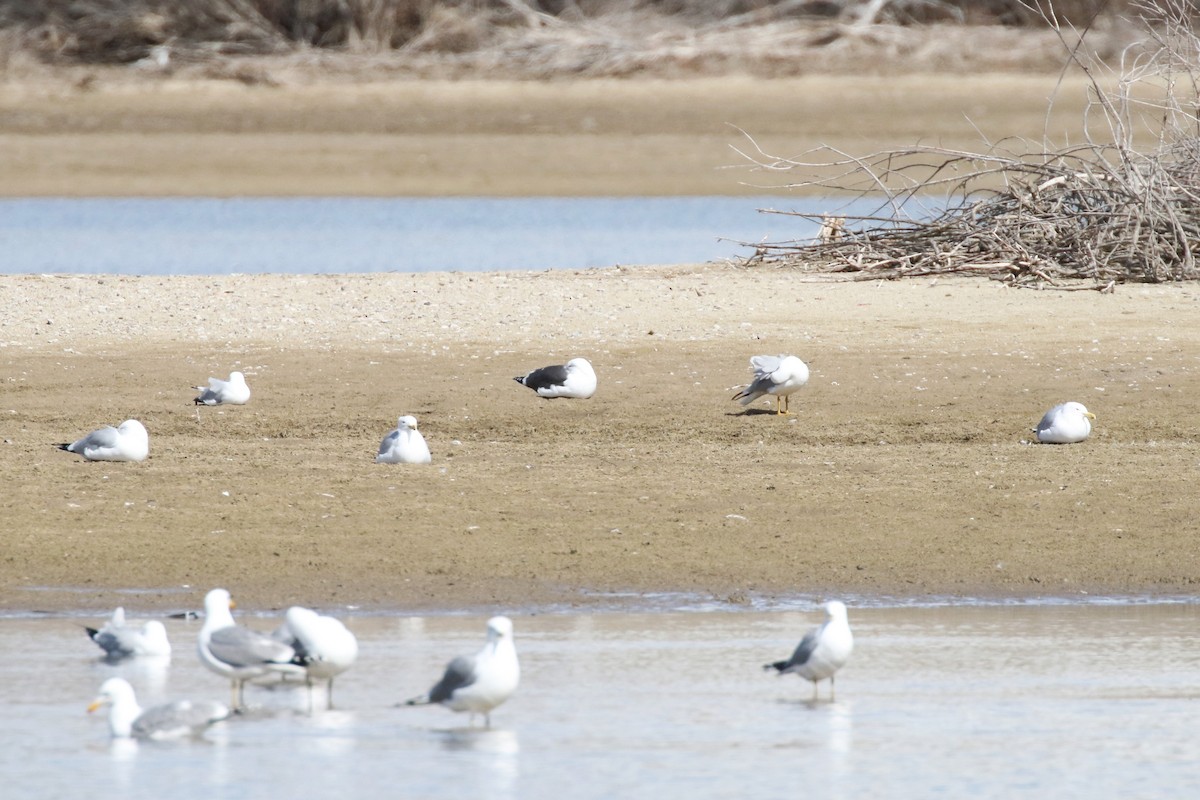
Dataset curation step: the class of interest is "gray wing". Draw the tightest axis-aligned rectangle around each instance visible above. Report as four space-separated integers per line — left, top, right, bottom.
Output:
750 355 784 377
786 628 821 669
133 700 228 738
429 655 477 703
1035 405 1062 434
208 625 296 668
71 426 119 452
88 627 134 659
377 429 399 456
517 364 569 391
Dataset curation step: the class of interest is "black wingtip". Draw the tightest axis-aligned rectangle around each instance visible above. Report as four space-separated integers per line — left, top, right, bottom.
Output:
54 443 71 451
85 626 100 641
513 376 525 385
763 661 786 673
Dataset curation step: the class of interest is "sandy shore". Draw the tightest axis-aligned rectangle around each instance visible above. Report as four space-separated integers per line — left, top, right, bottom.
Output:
3 266 1200 614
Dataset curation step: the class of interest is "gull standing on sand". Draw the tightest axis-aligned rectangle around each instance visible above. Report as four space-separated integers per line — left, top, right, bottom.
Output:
55 419 149 462
403 616 520 727
1034 401 1095 444
733 355 809 415
86 607 172 660
88 677 229 740
764 601 854 701
194 371 251 406
197 588 304 710
270 606 359 710
376 415 432 464
514 357 597 399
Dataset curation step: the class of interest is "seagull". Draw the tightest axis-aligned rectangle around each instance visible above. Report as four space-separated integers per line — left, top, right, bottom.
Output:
514 357 597 399
194 371 251 406
404 616 520 727
270 606 359 710
197 588 305 710
376 415 432 464
763 601 854 701
733 355 810 415
1034 402 1096 444
88 677 229 740
55 419 149 462
85 607 172 660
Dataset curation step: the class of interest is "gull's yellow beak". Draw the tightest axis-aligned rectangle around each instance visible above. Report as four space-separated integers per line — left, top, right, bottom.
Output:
229 599 237 610
86 699 103 714
1085 412 1097 420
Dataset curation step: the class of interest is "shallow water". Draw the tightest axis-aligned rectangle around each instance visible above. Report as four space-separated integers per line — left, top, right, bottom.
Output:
0 196 875 275
5 603 1200 799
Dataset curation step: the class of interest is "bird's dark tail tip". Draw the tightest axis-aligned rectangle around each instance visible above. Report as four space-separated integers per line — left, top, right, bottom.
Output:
84 626 100 641
512 376 525 385
54 443 71 451
763 661 786 673
401 695 428 707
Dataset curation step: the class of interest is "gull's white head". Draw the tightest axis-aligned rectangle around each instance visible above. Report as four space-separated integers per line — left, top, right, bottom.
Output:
823 600 849 621
399 415 419 431
486 616 514 640
230 371 246 382
1063 401 1096 420
566 358 594 373
117 419 148 439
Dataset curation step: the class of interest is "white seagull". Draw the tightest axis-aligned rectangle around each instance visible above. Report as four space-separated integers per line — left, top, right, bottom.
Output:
85 607 172 660
270 606 359 710
404 616 520 727
376 415 432 464
514 357 597 399
197 588 304 710
55 419 149 462
88 677 229 740
764 600 854 701
1034 401 1096 444
194 371 251 406
733 354 810 415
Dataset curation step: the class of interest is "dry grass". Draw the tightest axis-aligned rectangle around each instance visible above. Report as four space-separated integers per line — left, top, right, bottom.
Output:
736 0 1200 288
0 0 1147 78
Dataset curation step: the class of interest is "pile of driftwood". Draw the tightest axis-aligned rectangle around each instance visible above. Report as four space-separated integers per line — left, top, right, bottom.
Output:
739 0 1200 289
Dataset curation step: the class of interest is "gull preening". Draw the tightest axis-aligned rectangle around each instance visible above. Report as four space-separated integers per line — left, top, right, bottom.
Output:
404 616 520 727
55 419 149 462
88 677 229 740
376 415 432 464
194 371 251 406
733 354 810 415
1034 401 1096 444
514 357 597 399
197 588 305 710
270 606 359 710
764 601 854 701
85 607 172 661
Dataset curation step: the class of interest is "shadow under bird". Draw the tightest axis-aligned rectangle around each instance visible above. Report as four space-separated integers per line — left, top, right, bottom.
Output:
1034 401 1095 443
55 419 149 462
88 677 229 740
376 415 432 464
764 601 854 701
403 616 520 727
197 588 305 711
732 354 809 415
85 606 172 661
194 370 251 405
269 606 359 710
514 357 597 399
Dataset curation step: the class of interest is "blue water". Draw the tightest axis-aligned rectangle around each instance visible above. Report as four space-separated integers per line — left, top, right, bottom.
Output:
0 196 869 275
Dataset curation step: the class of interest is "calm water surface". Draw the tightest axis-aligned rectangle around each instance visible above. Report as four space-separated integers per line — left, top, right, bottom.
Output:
0 196 877 275
3 602 1198 799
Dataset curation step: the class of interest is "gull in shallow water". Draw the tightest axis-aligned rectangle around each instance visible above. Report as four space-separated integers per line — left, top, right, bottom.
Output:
514 357 597 399
376 415 432 464
404 616 520 727
269 606 359 710
764 601 854 701
55 419 149 462
88 677 229 740
197 588 304 710
733 354 809 415
86 607 172 661
1034 401 1095 444
194 371 251 406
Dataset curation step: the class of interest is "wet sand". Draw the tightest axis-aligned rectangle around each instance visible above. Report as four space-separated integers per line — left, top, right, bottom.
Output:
3 267 1200 614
